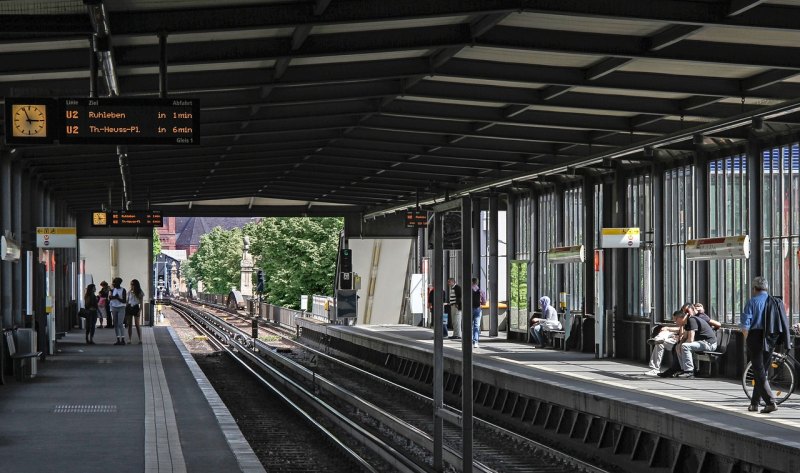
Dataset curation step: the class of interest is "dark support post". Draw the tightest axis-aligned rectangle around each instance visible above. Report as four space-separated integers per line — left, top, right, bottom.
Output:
432 212 444 471
488 192 499 337
460 196 473 473
747 138 763 280
652 162 664 325
611 172 627 358
1 152 13 328
583 179 596 316
471 196 481 280
505 192 516 340
12 162 22 326
159 32 168 99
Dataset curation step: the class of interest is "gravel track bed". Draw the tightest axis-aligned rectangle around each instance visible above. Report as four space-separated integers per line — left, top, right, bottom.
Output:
167 309 379 473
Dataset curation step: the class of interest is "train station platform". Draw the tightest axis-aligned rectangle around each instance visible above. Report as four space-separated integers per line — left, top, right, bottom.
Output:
0 325 265 473
296 319 800 473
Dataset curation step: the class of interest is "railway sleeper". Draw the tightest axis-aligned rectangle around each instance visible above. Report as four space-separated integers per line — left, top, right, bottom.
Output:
297 330 785 473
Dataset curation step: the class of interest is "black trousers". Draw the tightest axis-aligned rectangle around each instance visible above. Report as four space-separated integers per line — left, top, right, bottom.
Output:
84 309 98 340
746 330 775 406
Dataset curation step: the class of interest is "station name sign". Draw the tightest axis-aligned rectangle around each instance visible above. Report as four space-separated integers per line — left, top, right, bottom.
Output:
4 97 199 145
92 210 163 227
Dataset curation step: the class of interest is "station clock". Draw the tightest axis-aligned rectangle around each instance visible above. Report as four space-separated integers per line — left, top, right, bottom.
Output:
11 104 48 137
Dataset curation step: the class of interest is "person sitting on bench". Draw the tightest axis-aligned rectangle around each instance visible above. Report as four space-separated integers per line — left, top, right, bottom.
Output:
658 306 717 379
530 296 561 347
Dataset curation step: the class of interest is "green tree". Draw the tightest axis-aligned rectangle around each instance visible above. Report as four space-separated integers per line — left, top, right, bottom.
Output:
186 226 243 294
246 217 342 308
152 228 161 262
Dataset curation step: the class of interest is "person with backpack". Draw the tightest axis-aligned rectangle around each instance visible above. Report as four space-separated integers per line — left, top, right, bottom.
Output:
109 277 127 345
740 276 792 414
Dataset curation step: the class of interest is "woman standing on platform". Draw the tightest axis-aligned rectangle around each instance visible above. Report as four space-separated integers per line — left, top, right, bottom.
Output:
98 281 110 328
109 277 127 345
84 284 99 345
127 279 144 344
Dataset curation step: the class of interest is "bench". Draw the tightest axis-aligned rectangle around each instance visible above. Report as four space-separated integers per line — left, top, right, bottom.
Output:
4 330 42 381
695 328 731 377
529 312 566 349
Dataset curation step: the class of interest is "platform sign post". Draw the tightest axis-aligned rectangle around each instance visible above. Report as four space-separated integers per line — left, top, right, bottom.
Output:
594 249 606 358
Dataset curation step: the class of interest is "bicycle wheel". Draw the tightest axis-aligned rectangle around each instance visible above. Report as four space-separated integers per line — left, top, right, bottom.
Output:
742 361 755 403
741 357 795 405
769 357 795 405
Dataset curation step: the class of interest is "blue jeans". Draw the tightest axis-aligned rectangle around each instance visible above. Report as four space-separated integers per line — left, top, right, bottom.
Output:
676 340 717 372
472 308 482 344
111 306 126 339
530 324 545 346
443 312 449 337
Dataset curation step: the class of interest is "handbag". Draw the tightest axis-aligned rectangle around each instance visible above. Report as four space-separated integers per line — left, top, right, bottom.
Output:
79 308 88 318
125 304 140 317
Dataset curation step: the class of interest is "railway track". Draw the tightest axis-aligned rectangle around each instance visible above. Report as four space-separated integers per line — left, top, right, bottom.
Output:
174 298 610 473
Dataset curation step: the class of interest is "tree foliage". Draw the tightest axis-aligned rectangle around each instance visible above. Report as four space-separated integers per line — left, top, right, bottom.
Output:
246 217 342 308
152 228 161 262
186 226 243 294
185 218 342 306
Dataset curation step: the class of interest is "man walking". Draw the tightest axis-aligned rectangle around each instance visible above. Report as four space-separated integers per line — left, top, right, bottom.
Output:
446 278 462 340
741 276 791 414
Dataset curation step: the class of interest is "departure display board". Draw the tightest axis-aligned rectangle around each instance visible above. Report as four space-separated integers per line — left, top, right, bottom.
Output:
60 98 199 145
92 210 163 227
405 209 428 228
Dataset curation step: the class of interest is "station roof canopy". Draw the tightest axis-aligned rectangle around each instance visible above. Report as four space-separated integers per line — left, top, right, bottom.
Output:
3 0 800 217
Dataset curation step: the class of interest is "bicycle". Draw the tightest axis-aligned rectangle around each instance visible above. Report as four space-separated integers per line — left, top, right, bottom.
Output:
742 349 798 405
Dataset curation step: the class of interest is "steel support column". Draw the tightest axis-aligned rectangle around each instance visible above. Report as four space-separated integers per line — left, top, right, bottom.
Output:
583 179 596 317
459 195 473 473
652 162 664 324
488 192 499 336
1 152 12 327
12 161 23 326
432 211 444 471
505 192 516 340
747 138 763 283
471 196 481 281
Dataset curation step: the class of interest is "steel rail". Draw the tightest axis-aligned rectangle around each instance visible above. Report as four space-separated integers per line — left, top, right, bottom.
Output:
172 302 429 473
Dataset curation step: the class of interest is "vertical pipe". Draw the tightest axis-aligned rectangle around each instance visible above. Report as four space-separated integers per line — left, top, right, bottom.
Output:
89 36 98 98
489 193 499 337
159 32 168 99
432 212 444 471
460 196 473 473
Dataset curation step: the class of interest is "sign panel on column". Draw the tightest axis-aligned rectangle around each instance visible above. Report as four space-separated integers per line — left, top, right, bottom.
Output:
36 227 77 248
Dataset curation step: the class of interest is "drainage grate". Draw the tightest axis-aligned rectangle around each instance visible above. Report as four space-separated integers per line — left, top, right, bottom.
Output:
53 405 118 413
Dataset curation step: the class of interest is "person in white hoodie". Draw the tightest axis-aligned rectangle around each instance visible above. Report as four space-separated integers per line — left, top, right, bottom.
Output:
529 296 561 347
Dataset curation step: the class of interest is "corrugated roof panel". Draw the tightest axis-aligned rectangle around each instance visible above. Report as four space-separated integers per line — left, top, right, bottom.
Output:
691 25 800 47
570 86 690 100
427 75 546 90
500 11 666 36
456 46 599 67
619 58 766 78
292 50 430 65
312 15 470 34
117 60 277 76
115 27 295 46
399 96 506 108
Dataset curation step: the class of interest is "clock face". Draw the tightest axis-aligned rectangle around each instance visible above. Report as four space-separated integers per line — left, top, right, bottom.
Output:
92 212 108 226
12 104 47 137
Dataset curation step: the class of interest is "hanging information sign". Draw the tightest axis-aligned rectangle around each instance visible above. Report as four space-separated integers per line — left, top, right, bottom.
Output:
601 227 641 249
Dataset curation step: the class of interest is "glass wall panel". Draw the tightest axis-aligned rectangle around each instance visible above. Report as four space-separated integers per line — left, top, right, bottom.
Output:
564 187 584 310
762 144 800 325
663 166 696 319
537 192 557 302
708 154 748 324
626 175 653 317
